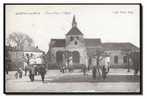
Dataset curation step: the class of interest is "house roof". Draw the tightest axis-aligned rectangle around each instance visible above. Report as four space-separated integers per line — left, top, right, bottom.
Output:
50 38 102 48
66 27 83 36
23 46 43 52
50 39 65 47
102 42 139 51
85 38 101 47
6 45 43 52
50 39 139 52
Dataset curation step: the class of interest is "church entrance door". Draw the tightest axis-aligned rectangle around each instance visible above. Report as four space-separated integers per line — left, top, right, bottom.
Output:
72 51 80 64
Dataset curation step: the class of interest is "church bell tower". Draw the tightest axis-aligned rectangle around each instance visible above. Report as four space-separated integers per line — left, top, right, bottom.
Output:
65 15 87 66
65 15 84 46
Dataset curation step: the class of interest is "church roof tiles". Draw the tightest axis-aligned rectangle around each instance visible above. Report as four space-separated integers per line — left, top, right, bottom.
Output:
50 39 139 52
50 39 65 47
66 27 83 36
102 42 139 51
85 39 101 47
50 38 101 48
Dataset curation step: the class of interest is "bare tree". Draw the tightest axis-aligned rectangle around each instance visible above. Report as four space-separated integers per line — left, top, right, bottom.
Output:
7 32 34 50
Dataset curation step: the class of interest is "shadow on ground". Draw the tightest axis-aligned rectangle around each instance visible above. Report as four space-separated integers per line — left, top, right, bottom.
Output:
45 75 140 83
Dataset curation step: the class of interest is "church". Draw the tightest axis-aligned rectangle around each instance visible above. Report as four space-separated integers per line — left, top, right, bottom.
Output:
48 16 139 68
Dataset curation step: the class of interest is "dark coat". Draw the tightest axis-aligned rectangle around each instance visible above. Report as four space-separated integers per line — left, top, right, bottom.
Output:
38 66 46 75
92 67 97 78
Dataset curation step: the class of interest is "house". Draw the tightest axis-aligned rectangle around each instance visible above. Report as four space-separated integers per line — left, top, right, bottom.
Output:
48 15 139 68
102 43 139 67
7 46 44 70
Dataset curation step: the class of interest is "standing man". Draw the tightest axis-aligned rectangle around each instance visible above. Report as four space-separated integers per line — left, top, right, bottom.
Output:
18 67 23 78
82 64 87 76
29 65 35 82
38 65 46 82
105 56 111 73
101 55 108 80
38 53 47 82
92 56 97 79
24 62 28 76
69 56 73 72
102 65 107 80
92 66 97 79
133 52 140 75
88 57 91 71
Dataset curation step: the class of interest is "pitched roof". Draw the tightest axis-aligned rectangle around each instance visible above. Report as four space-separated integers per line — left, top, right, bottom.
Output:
50 39 65 47
102 42 139 51
66 27 83 36
50 38 101 48
6 45 43 52
85 38 101 47
50 39 139 52
23 46 43 52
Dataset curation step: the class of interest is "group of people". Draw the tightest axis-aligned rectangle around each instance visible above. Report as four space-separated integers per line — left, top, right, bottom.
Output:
58 56 74 73
28 54 47 82
91 55 110 80
14 52 139 82
28 64 46 82
15 64 46 83
58 54 111 80
14 53 47 83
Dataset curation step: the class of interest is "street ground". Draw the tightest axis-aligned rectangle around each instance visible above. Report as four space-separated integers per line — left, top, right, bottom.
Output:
5 68 140 93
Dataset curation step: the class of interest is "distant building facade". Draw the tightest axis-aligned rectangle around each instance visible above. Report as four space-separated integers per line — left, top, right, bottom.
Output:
48 16 139 68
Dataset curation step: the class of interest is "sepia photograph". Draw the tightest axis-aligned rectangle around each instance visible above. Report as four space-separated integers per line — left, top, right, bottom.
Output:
4 3 142 94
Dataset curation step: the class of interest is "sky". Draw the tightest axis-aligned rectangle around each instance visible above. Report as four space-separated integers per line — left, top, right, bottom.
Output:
6 5 140 52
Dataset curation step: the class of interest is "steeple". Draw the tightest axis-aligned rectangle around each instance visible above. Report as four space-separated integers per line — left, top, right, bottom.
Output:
72 15 77 27
66 15 83 36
